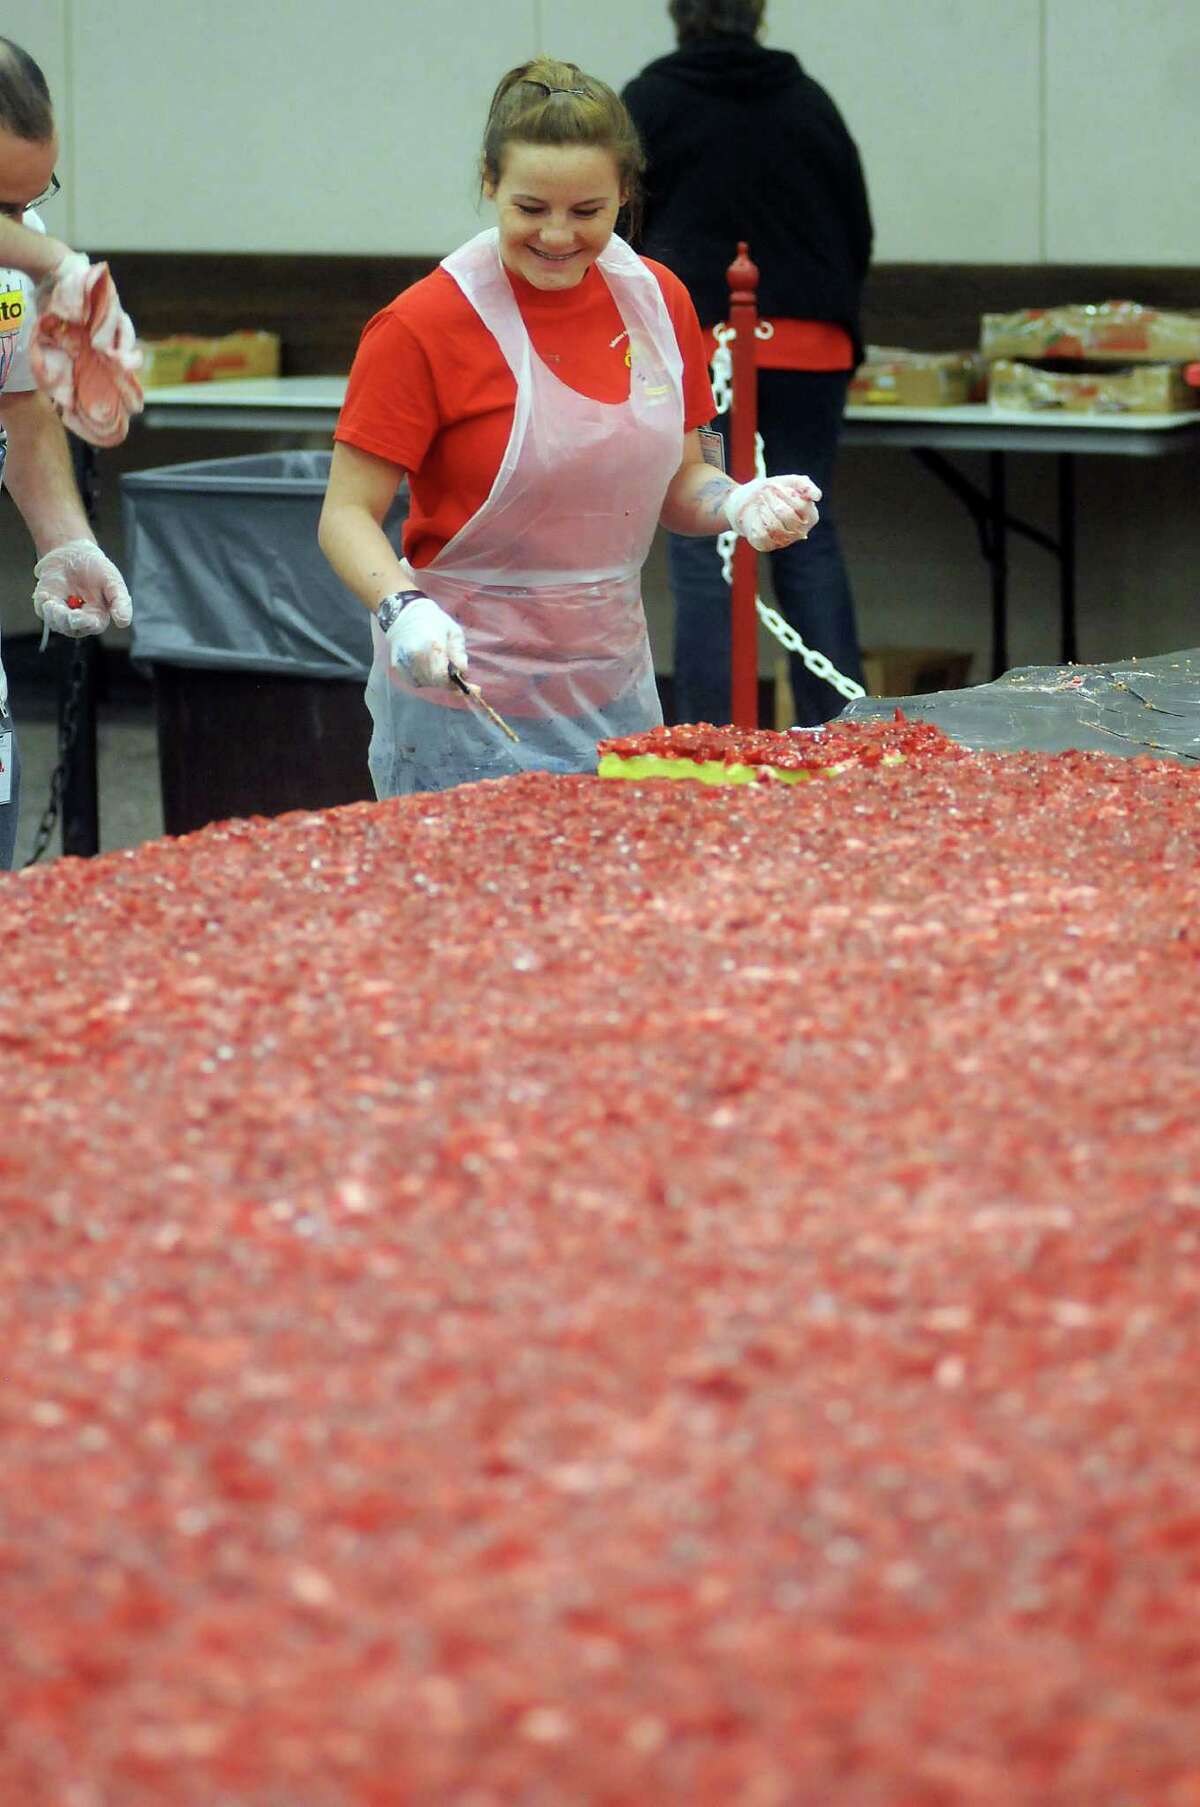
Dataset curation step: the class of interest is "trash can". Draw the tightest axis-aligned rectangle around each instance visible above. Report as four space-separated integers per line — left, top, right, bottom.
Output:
123 451 407 835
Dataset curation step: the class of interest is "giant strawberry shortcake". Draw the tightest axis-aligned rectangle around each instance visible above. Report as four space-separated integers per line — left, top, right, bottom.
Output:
597 712 952 785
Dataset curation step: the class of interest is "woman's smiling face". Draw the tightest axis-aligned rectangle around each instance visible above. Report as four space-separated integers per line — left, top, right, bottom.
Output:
485 142 624 291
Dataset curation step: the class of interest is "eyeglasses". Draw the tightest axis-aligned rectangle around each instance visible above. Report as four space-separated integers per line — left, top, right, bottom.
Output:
0 172 61 222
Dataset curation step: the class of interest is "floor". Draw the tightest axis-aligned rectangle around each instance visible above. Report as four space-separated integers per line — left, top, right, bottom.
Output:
13 712 163 870
8 642 163 870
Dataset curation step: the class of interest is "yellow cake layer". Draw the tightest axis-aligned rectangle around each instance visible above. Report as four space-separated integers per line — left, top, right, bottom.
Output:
596 752 904 785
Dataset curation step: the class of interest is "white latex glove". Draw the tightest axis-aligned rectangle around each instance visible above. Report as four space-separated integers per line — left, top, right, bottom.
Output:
33 539 133 639
32 252 144 448
384 594 467 689
723 474 822 551
36 248 93 316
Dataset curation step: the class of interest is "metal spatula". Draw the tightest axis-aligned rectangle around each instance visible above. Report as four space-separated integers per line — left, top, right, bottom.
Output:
448 663 520 743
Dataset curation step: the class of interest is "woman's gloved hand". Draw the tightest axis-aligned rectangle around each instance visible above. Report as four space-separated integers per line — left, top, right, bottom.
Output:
723 474 822 551
33 539 133 638
381 591 467 688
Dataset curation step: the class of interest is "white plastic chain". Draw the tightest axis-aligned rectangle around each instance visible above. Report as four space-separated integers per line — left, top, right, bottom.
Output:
709 323 864 705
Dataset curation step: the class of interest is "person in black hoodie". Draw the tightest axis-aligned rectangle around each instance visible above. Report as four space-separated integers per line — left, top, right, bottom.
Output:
623 0 872 725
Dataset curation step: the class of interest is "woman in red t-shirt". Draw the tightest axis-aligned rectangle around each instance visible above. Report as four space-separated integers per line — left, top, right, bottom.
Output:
319 54 822 797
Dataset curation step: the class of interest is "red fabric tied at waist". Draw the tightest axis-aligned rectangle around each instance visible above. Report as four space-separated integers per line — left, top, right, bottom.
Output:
706 318 853 373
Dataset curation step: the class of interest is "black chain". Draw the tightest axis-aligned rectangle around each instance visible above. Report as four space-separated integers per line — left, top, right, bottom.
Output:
22 639 89 868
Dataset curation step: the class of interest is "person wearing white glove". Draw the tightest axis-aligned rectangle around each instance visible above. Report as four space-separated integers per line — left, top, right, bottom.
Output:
33 539 133 640
376 589 467 689
320 54 819 798
0 37 133 868
722 473 821 551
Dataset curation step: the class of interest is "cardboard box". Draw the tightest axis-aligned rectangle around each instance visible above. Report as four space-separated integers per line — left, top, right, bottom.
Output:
980 302 1200 364
139 330 281 389
850 346 981 408
861 647 973 698
988 358 1198 416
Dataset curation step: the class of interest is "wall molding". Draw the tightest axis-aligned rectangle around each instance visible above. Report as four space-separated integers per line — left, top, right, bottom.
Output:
100 251 1200 375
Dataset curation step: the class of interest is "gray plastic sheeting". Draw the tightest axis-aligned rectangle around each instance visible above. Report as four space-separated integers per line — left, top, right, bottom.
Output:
841 649 1200 765
122 451 407 681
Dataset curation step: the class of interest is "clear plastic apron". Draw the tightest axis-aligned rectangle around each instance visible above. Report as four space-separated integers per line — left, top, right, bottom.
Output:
366 228 684 796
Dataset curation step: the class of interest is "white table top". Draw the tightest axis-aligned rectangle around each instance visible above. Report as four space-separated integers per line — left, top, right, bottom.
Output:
140 375 348 430
841 400 1200 455
844 401 1200 429
139 376 1200 455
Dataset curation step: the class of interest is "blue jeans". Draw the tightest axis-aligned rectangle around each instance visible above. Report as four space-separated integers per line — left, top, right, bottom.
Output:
0 724 20 871
668 369 863 726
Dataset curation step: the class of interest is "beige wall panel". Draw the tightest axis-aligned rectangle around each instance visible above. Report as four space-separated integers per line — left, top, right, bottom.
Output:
0 4 71 238
561 0 1045 264
1045 0 1200 264
761 0 1044 263
0 4 68 96
0 3 67 96
65 0 1047 261
70 0 538 254
530 4 679 89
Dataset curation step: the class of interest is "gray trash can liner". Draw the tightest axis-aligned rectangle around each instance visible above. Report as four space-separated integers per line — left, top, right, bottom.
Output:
122 451 407 680
841 649 1200 764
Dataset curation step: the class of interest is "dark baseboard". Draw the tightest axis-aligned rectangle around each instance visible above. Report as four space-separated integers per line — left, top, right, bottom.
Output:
95 251 440 378
92 251 1200 375
860 263 1200 353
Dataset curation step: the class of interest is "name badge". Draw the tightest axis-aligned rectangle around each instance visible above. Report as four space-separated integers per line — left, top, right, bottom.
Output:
0 730 12 806
698 426 726 472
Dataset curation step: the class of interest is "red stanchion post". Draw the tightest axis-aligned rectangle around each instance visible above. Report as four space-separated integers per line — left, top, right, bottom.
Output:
727 241 760 730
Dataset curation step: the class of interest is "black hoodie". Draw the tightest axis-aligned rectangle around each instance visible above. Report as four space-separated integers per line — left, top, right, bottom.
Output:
622 35 873 364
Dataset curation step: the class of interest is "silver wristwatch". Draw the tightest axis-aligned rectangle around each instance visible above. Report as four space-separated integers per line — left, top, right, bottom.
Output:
376 590 430 634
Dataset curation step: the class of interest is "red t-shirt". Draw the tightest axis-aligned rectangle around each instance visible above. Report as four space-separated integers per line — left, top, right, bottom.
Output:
336 254 715 568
